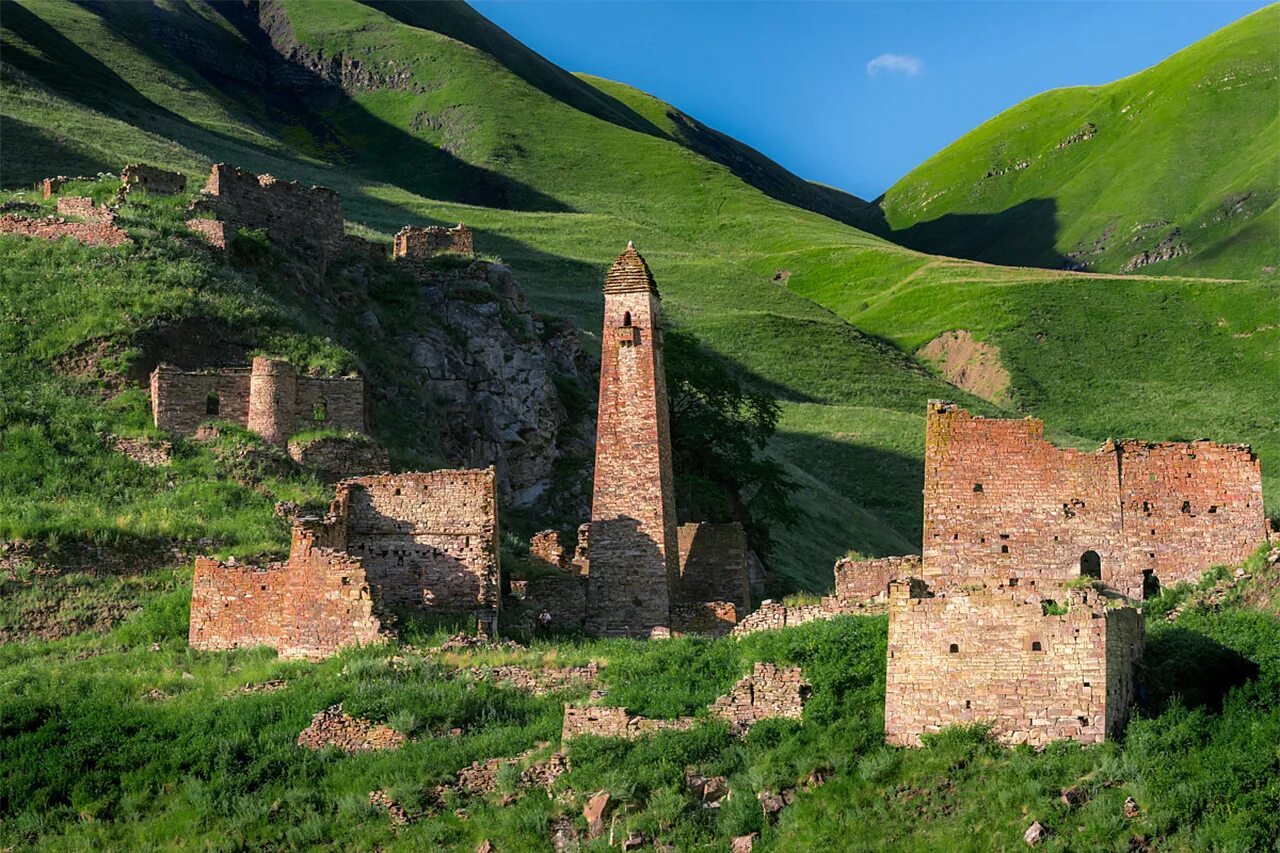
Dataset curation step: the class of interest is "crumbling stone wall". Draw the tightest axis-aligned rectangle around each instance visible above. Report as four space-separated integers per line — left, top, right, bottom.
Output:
393 223 473 259
333 469 500 633
288 436 389 483
884 579 1143 747
562 662 809 741
586 245 679 637
188 534 381 660
671 601 739 636
0 211 130 248
119 164 186 196
186 164 343 263
674 523 750 617
710 663 810 732
832 554 922 604
55 196 114 223
524 574 588 631
150 357 364 444
923 401 1266 598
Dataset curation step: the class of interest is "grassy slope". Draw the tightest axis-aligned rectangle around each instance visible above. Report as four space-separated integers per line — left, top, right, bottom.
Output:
877 5 1280 280
1 552 1277 850
2 0 1276 592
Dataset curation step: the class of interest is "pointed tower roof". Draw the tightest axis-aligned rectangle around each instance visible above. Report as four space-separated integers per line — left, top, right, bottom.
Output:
603 242 659 295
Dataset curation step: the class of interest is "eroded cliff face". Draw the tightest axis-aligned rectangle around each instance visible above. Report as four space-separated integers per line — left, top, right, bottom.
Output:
397 259 593 510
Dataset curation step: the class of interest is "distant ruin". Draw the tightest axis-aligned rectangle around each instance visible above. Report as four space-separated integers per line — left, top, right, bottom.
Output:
119 163 186 197
393 223 474 259
150 357 365 446
190 467 501 655
185 163 344 263
922 401 1267 599
885 579 1143 748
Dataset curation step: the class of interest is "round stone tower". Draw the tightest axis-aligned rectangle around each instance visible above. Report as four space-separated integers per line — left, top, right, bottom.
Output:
247 357 297 446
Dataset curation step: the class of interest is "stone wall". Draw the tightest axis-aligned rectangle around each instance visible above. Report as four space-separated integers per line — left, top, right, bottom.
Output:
334 469 500 633
884 579 1143 748
833 554 922 604
56 196 114 224
186 164 344 264
674 523 751 616
562 662 809 741
119 164 186 196
288 436 390 483
0 212 130 248
923 401 1267 598
523 573 588 631
670 601 739 637
586 245 680 637
393 223 474 259
710 663 810 732
150 357 364 444
188 539 381 660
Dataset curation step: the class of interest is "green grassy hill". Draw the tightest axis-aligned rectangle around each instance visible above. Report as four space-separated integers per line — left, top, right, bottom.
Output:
875 4 1280 280
2 0 1276 592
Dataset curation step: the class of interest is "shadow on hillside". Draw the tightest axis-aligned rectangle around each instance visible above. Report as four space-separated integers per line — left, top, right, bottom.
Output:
362 0 665 139
862 197 1072 270
3 1 572 213
1140 626 1260 716
0 116 113 188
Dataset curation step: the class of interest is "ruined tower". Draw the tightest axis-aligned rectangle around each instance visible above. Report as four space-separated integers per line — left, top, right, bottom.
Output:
247 357 297 446
586 244 679 637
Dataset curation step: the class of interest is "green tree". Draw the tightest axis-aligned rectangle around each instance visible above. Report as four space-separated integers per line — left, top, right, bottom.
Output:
665 329 798 559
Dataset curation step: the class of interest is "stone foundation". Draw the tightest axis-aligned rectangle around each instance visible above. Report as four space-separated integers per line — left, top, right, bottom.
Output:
710 663 810 732
0 212 130 247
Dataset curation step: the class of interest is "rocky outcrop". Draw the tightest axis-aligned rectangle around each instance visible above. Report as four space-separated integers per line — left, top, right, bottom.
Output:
1123 228 1189 271
400 259 593 508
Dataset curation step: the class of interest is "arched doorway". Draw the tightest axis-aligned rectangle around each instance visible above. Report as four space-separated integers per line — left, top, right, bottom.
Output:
1080 550 1101 580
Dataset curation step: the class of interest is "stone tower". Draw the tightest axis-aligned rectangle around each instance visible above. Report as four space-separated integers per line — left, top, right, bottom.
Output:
247 357 297 446
586 243 679 637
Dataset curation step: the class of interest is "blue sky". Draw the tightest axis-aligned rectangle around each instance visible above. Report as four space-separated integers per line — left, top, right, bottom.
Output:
471 0 1272 199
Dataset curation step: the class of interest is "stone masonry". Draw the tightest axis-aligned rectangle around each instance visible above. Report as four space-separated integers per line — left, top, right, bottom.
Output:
328 469 501 634
562 662 808 741
885 579 1143 748
186 164 344 264
924 401 1267 598
188 526 381 660
150 357 365 445
586 244 680 637
393 223 474 259
674 522 751 617
119 164 186 197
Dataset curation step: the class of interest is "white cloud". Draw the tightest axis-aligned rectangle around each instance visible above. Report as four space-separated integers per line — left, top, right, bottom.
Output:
866 53 923 77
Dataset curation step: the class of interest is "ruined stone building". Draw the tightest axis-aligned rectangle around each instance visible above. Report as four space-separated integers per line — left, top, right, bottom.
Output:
585 243 682 637
393 223 474 259
922 401 1267 599
189 524 381 660
185 163 344 263
150 356 365 446
885 579 1143 748
317 470 502 636
190 467 501 655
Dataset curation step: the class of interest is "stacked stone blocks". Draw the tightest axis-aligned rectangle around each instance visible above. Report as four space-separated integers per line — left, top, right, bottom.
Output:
393 223 474 258
884 580 1143 748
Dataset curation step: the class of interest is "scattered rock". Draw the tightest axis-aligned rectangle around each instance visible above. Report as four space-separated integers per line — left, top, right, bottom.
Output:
758 788 788 821
112 435 173 467
475 842 492 853
583 791 611 839
732 834 758 853
296 704 406 752
1024 820 1048 845
1124 796 1141 819
549 816 580 852
368 789 409 827
1060 786 1088 808
685 771 729 806
918 330 1011 405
